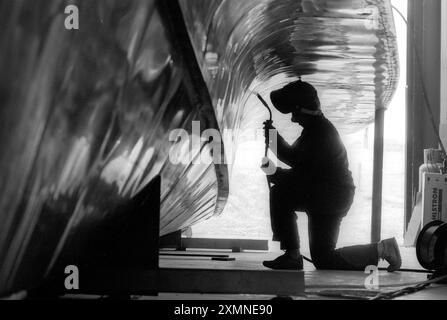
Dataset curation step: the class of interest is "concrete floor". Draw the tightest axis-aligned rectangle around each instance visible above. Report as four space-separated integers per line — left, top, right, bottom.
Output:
142 247 447 300
59 246 446 300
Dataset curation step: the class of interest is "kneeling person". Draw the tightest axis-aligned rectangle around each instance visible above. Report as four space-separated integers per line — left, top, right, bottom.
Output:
262 79 401 272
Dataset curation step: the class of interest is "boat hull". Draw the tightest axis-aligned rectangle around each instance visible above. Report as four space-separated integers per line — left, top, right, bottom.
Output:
0 0 398 295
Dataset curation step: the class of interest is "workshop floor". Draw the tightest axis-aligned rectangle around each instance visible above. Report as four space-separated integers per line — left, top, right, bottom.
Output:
141 247 447 300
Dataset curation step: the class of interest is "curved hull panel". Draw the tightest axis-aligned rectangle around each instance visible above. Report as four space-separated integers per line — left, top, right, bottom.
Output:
180 0 399 134
0 0 398 295
0 0 227 294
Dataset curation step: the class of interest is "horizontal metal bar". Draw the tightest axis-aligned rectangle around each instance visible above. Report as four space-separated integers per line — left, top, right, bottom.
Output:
159 253 230 258
178 238 269 251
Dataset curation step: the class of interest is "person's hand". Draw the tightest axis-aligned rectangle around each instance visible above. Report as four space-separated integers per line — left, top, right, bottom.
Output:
261 157 277 176
263 120 275 131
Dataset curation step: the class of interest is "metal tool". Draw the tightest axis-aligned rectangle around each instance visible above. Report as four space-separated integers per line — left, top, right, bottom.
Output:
256 93 273 159
256 92 274 194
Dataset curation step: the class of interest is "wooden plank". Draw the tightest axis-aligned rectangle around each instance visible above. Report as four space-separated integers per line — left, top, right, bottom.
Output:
158 268 304 296
160 253 230 258
180 238 269 251
79 269 159 296
73 268 304 296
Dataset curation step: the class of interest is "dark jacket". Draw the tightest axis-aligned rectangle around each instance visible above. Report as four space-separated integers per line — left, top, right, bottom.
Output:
274 115 355 215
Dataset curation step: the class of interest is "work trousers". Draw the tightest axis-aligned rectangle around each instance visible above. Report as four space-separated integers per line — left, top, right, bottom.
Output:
269 184 379 271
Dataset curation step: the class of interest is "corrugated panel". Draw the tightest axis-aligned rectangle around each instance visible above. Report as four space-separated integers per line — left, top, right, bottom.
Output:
0 0 225 294
179 0 399 134
0 0 398 295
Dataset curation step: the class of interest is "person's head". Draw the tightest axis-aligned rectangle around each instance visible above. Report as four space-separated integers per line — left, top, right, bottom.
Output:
270 79 322 127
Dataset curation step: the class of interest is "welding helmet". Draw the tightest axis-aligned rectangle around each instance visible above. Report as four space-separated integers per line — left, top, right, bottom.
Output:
270 79 321 115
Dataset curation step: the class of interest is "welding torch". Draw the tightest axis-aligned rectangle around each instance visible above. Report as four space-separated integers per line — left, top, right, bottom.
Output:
255 93 273 166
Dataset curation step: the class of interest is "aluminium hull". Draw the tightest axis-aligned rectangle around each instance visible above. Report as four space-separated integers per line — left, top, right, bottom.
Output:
0 0 398 295
0 0 227 294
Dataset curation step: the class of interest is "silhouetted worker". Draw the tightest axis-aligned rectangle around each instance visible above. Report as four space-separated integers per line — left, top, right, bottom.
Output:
262 79 402 271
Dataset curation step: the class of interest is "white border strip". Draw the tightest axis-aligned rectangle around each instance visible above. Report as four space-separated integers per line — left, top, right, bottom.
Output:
440 0 447 148
441 0 447 121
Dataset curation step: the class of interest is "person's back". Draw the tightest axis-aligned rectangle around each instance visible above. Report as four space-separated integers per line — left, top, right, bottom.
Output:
287 115 354 189
273 113 355 216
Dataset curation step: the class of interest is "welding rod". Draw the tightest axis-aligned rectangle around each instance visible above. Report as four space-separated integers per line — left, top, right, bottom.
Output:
256 93 272 121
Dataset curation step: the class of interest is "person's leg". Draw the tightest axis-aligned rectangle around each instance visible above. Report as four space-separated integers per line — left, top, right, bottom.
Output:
308 214 379 271
269 184 300 251
263 184 305 269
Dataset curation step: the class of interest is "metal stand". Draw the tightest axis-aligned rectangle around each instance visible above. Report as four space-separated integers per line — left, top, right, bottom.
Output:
160 231 269 253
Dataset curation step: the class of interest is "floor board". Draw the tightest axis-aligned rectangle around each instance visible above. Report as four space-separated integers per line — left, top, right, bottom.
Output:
152 247 445 300
62 247 446 300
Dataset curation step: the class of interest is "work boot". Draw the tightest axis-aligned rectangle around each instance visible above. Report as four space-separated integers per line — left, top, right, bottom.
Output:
263 253 303 270
379 238 402 272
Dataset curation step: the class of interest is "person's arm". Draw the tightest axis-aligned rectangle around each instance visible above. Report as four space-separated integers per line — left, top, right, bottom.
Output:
263 121 296 166
275 134 296 167
267 167 292 185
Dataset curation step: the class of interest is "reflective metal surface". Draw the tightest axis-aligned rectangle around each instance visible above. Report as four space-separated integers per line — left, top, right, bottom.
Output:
0 0 226 294
0 0 398 294
180 0 399 133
